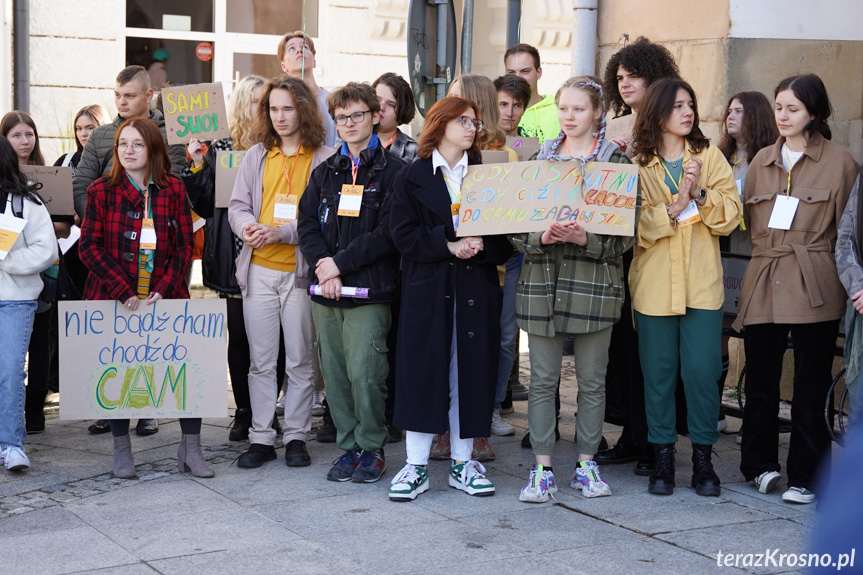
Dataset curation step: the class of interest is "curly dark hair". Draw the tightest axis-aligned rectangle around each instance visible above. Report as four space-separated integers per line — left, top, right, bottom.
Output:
602 37 680 117
632 78 709 166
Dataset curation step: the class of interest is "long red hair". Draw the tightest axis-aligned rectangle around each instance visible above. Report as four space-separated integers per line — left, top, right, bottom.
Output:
417 97 482 163
107 118 171 188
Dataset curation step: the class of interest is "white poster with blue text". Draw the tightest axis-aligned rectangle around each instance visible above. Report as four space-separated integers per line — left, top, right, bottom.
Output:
58 299 228 419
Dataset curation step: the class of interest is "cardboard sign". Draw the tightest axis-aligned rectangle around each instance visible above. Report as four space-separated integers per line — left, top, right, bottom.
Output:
58 299 229 419
162 83 231 145
606 114 636 142
506 136 541 161
456 159 638 237
481 150 511 164
215 150 246 208
20 165 74 216
721 255 749 314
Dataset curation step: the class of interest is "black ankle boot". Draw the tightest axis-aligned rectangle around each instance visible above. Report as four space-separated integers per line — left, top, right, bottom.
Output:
691 443 721 496
648 443 675 495
229 408 252 441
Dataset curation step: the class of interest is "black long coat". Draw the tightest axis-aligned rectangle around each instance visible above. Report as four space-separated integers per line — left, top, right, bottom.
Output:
390 157 513 438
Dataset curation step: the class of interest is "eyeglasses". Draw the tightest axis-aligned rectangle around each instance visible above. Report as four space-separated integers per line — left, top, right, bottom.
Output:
334 110 373 126
116 141 146 152
457 116 484 131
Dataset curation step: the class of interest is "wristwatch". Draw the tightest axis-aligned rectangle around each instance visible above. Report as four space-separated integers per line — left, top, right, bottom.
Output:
695 187 706 201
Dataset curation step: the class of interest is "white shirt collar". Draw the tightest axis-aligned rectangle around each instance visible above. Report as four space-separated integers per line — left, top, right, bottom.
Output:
432 149 468 179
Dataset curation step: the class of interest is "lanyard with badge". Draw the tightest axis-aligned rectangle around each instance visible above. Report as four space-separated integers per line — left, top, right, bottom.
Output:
273 148 301 224
442 171 461 230
767 147 799 230
337 156 364 217
139 188 157 250
661 158 701 227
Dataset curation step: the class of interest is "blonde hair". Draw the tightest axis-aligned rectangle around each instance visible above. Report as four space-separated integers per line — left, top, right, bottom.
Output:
73 104 111 151
451 74 507 151
229 75 266 151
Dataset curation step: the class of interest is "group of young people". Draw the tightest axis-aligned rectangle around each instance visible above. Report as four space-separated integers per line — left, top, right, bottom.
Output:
0 33 857 510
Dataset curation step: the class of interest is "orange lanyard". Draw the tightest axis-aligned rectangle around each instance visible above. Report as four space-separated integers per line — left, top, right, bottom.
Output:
143 190 151 218
383 133 398 149
563 138 596 159
281 147 302 193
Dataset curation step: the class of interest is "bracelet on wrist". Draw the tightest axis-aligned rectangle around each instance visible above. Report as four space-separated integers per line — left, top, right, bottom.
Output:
666 204 678 228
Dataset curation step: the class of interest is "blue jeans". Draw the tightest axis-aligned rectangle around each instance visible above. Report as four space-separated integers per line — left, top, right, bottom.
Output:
0 300 37 450
495 253 522 409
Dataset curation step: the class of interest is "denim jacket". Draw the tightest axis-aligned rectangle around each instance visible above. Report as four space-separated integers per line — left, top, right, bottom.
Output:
297 142 405 306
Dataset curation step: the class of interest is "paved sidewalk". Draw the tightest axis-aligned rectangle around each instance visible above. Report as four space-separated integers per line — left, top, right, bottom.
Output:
2 350 819 575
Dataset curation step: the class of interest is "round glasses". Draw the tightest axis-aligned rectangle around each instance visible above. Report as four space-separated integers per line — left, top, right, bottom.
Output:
457 116 484 131
334 110 372 126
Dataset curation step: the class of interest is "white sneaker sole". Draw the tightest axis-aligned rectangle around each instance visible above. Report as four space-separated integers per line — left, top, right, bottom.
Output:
5 459 30 471
755 471 781 494
389 479 430 502
782 490 815 504
572 481 612 498
519 488 550 503
491 426 515 436
449 476 495 496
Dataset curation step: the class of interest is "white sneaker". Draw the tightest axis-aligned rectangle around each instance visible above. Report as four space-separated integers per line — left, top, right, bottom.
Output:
2 446 31 471
449 460 495 496
276 389 286 415
311 389 325 416
519 465 557 503
754 470 781 494
490 409 515 436
782 486 815 504
389 464 430 501
572 460 612 498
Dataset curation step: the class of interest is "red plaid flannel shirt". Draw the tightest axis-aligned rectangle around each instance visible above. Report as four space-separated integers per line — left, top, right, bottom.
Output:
79 174 193 302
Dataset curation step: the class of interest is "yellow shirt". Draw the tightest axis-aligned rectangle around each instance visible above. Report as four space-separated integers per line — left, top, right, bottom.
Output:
251 145 313 272
629 143 741 316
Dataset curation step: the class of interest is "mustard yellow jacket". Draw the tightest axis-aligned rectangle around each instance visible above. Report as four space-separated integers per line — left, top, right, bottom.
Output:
629 143 741 316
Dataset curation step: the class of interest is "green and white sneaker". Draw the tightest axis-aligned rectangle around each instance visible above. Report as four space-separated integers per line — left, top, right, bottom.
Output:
389 464 429 502
449 460 495 496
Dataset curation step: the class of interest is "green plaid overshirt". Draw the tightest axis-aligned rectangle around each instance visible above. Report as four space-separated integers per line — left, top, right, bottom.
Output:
511 147 641 336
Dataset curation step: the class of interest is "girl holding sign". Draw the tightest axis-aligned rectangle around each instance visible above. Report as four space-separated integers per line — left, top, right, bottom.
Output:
0 136 58 471
629 78 740 497
514 76 639 503
734 74 859 505
78 118 203 478
388 96 512 501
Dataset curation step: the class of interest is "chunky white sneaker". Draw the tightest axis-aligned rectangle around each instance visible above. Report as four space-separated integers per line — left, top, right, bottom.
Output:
782 486 815 504
490 409 515 436
519 465 557 503
2 446 31 471
389 464 430 502
276 389 286 415
572 460 612 498
311 389 325 416
449 460 495 496
754 470 781 494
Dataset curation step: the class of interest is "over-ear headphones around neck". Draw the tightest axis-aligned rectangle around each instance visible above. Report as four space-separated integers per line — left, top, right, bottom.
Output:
334 147 376 173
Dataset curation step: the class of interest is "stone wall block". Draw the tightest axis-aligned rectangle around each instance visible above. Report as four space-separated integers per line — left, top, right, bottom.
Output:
30 0 124 40
30 37 121 88
677 41 728 122
29 86 115 157
597 0 730 45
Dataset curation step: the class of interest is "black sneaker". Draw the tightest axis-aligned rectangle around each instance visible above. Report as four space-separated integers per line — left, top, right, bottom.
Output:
316 412 337 443
352 448 386 483
237 443 277 468
135 419 159 436
229 408 252 442
284 440 311 467
88 419 111 434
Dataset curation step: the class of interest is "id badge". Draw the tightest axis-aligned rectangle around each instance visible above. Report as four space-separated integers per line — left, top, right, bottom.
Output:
451 202 460 231
768 195 799 230
273 194 298 225
676 200 702 228
140 218 157 250
337 184 364 217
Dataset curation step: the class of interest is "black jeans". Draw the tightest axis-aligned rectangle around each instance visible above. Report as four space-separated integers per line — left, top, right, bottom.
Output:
740 320 838 489
25 306 52 426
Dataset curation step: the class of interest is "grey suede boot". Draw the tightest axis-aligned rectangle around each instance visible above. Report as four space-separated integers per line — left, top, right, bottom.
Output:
112 434 136 479
177 434 215 478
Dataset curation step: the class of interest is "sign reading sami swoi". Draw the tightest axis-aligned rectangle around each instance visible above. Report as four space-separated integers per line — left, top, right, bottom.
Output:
58 299 228 420
162 83 231 145
456 160 639 237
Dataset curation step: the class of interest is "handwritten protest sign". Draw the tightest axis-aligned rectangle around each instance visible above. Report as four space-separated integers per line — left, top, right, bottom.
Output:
162 83 230 145
58 299 228 419
606 114 636 142
506 136 541 161
456 159 638 237
215 150 247 208
0 211 27 260
20 165 74 215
